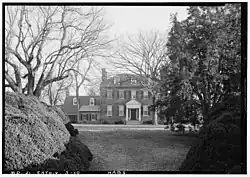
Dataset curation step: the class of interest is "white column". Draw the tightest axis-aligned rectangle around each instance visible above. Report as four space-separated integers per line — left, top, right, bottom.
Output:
154 107 158 125
129 109 131 120
139 107 141 122
126 107 128 121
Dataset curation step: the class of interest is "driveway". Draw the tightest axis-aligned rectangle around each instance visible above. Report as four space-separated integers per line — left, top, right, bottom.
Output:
78 129 197 171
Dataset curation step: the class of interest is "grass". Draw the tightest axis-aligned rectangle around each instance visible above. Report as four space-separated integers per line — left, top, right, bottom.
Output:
78 130 197 171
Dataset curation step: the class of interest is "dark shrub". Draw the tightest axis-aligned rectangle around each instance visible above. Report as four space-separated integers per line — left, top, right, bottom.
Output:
164 125 170 129
114 120 124 124
179 95 243 173
65 122 79 137
102 120 109 124
143 120 153 124
24 136 93 171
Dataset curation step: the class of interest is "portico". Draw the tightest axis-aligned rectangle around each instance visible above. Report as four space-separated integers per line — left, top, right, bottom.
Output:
125 100 141 122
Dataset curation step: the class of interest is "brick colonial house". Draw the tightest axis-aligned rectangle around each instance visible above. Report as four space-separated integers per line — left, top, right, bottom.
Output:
63 96 100 123
100 69 153 124
63 69 153 124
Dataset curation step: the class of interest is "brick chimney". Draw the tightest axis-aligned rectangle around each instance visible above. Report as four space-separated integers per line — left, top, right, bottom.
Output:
102 68 107 81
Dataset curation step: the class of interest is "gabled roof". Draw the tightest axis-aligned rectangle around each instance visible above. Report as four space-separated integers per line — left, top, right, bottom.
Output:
126 99 141 106
63 96 100 115
79 105 100 112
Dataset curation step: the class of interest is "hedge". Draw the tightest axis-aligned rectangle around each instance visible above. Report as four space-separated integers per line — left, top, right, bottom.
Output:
179 95 243 173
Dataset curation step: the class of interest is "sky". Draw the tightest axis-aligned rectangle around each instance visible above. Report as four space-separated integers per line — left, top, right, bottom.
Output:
4 5 189 96
75 6 189 95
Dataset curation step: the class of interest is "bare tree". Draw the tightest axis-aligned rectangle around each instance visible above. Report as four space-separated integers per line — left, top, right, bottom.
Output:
5 6 112 98
72 55 93 123
40 74 73 106
111 31 169 125
86 77 101 96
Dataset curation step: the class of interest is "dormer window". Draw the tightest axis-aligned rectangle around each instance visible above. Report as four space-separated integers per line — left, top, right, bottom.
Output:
131 78 137 84
73 97 77 105
90 98 95 106
114 76 120 85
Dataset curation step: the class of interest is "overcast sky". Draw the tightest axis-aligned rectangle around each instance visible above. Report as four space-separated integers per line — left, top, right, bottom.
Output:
76 6 189 95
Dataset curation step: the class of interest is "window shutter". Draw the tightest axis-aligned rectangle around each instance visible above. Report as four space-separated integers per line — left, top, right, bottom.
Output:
136 91 140 99
117 105 119 116
129 90 131 99
124 90 127 100
117 91 119 100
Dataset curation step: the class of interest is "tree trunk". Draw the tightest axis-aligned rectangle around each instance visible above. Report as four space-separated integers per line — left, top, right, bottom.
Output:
202 102 210 125
76 87 80 123
27 73 34 96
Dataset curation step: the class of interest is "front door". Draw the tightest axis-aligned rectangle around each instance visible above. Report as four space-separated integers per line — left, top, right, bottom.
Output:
131 109 136 120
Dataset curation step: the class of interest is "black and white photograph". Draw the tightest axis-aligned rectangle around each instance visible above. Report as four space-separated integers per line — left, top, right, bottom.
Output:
2 2 246 174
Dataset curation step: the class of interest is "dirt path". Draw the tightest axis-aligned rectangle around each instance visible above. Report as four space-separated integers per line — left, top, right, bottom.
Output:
79 130 197 171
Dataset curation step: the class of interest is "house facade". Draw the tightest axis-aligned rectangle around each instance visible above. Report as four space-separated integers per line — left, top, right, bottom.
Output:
100 69 153 124
63 96 100 123
63 69 154 124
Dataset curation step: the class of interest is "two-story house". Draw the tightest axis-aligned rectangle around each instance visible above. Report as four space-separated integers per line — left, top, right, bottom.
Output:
100 69 153 124
63 95 100 123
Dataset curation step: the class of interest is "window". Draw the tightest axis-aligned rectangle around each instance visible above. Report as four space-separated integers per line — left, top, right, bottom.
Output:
119 105 124 116
107 90 112 99
83 114 87 120
131 90 136 99
143 105 148 116
73 97 77 105
131 78 137 84
107 105 112 116
119 90 124 99
143 90 148 99
91 114 98 121
90 98 95 106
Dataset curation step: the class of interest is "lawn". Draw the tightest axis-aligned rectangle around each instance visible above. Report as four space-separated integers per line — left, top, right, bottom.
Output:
78 130 197 171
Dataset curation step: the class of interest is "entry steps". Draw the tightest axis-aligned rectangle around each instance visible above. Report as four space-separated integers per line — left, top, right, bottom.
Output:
126 120 141 125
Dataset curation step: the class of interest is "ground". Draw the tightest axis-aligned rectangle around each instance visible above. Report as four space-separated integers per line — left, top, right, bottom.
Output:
76 125 197 171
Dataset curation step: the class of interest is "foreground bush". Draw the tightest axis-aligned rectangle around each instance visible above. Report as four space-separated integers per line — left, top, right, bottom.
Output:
4 92 70 171
114 120 124 124
4 92 92 172
65 122 79 137
179 95 243 173
143 120 153 124
23 136 93 171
